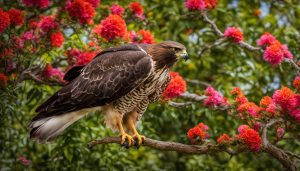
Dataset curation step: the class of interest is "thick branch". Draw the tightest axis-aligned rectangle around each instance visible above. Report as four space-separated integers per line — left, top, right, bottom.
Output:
262 119 297 171
88 137 239 156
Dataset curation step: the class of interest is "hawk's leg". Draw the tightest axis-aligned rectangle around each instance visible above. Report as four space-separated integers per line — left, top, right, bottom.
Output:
123 111 145 147
116 114 134 148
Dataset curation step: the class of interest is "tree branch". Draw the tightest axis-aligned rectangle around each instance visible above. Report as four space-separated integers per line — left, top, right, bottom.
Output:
88 137 241 156
185 79 212 87
180 92 207 101
262 119 297 171
168 101 194 108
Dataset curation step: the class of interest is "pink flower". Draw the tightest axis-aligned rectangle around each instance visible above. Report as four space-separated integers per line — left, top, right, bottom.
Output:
39 16 58 32
257 32 276 47
84 0 100 8
224 27 243 43
238 125 250 134
110 4 124 16
281 44 293 59
277 127 285 138
203 86 228 107
18 156 31 165
185 0 217 11
290 109 300 125
266 102 277 115
263 41 284 66
21 30 36 41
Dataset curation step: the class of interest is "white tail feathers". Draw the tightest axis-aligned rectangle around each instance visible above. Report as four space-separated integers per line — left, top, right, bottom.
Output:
29 110 87 143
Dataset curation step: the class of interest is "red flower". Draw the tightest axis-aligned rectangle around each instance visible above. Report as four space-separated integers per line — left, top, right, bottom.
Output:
50 31 64 48
39 16 58 32
260 96 273 108
273 87 297 110
67 0 95 24
136 30 155 44
22 0 50 8
8 9 24 26
230 87 242 95
129 2 144 16
257 32 276 47
238 125 249 133
238 127 261 151
76 51 95 65
92 24 102 36
265 102 277 115
293 76 300 91
224 27 243 43
281 44 293 59
0 9 10 33
203 86 229 107
0 73 8 87
162 72 186 99
236 93 248 105
187 122 209 142
110 4 124 16
84 0 100 8
100 15 127 40
185 0 217 11
217 134 231 144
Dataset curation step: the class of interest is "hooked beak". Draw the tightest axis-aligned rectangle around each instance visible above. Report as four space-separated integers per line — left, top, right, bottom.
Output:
181 50 189 61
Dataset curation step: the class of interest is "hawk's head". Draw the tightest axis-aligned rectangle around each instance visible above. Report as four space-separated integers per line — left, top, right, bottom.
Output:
159 41 189 61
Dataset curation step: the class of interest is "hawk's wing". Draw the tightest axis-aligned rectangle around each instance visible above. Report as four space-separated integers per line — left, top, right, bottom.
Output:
33 44 153 121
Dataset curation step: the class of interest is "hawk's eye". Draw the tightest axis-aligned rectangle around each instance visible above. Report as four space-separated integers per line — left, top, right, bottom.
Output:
174 47 181 52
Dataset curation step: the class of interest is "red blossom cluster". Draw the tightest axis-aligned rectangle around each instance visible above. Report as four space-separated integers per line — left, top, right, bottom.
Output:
257 32 293 66
162 72 186 100
39 16 58 32
217 133 231 144
0 9 11 33
66 48 96 66
203 86 229 108
18 156 31 166
8 9 24 26
237 125 262 152
110 4 124 16
185 0 217 11
277 127 285 138
100 15 127 41
187 122 210 143
129 2 144 19
0 73 8 87
50 31 64 48
130 30 155 44
42 64 65 82
224 27 243 43
293 76 300 91
22 0 50 8
66 0 96 24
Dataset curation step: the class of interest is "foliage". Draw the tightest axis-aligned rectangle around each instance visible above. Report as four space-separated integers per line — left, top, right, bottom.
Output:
1 0 300 170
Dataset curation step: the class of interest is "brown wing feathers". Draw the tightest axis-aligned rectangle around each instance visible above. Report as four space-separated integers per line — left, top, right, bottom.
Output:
33 44 152 121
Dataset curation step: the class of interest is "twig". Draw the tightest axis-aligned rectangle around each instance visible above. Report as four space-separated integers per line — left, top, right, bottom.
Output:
168 101 194 108
262 118 297 171
198 38 226 57
179 92 207 101
88 137 241 156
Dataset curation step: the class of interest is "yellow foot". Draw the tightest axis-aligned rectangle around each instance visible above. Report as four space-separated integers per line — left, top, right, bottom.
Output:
120 133 134 148
132 134 145 147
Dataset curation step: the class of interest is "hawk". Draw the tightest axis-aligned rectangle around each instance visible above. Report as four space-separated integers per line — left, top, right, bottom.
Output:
29 41 188 146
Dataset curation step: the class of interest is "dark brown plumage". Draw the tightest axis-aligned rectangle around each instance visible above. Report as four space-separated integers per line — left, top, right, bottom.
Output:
29 41 187 143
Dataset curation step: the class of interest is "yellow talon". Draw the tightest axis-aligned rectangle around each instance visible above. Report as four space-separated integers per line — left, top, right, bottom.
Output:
120 133 134 146
133 134 145 146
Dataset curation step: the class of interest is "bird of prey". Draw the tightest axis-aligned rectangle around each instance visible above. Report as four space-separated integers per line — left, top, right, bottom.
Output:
29 41 188 146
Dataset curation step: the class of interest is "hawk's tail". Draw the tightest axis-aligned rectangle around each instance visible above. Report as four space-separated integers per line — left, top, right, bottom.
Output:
29 111 86 143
